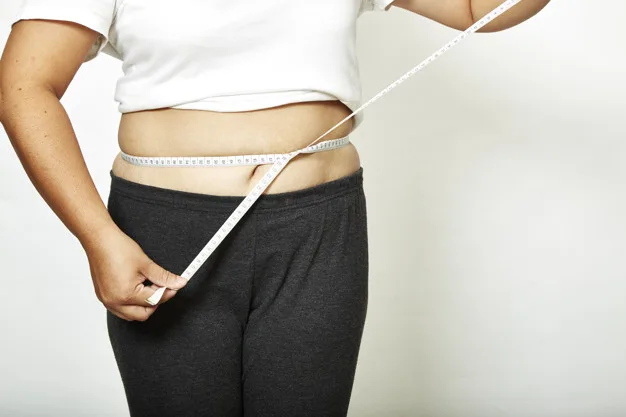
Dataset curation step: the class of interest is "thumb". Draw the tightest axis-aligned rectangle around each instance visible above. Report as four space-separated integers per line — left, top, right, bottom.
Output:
142 259 188 290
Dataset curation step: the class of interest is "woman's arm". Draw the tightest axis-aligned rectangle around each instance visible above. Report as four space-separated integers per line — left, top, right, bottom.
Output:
0 19 187 321
389 0 551 32
0 19 113 250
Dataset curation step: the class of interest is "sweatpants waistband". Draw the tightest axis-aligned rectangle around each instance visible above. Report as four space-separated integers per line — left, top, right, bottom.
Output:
108 167 364 213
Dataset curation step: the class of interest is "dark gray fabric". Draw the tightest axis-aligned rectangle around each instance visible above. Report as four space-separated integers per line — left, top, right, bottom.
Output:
105 167 369 417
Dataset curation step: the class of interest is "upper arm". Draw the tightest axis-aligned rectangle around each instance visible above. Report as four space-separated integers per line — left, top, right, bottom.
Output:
0 0 115 99
1 19 100 100
387 0 474 31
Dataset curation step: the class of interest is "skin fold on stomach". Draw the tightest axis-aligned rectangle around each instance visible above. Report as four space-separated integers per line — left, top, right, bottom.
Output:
110 100 360 196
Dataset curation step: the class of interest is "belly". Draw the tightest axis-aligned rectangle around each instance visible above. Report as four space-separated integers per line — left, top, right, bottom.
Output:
110 100 360 196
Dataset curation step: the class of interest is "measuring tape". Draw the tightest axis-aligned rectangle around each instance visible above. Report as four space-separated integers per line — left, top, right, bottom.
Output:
120 136 351 167
140 0 523 305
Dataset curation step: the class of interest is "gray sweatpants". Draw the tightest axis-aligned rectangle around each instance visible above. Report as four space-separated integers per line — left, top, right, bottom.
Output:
105 167 369 417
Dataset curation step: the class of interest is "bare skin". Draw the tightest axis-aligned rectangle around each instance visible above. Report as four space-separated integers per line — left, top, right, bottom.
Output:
111 100 360 196
0 0 550 322
1 20 190 322
0 19 358 323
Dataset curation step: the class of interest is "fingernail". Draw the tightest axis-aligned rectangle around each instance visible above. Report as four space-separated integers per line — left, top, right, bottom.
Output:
176 276 187 285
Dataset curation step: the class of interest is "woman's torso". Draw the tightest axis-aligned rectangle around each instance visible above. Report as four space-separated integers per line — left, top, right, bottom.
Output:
111 100 360 196
105 0 368 195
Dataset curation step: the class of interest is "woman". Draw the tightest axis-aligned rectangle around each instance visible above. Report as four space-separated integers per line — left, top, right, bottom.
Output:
0 0 549 415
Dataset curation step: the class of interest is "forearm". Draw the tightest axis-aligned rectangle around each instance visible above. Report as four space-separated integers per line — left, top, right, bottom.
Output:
472 0 551 32
1 86 117 250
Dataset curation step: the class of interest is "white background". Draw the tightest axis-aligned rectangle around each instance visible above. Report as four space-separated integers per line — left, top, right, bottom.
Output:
1 1 625 416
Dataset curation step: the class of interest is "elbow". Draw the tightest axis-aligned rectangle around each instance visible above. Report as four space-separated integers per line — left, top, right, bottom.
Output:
475 25 506 33
0 73 57 131
473 18 517 33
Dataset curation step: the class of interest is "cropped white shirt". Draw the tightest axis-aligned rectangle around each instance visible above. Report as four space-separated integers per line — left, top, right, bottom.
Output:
11 0 394 131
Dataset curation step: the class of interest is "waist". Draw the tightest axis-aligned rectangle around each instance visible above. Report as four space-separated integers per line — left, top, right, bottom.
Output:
111 100 360 196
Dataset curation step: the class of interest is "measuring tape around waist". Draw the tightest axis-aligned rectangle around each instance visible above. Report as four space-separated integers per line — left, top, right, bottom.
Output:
141 0 523 305
120 136 351 167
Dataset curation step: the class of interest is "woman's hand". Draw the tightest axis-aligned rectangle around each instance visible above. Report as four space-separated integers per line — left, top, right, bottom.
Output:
83 224 188 321
2 19 188 322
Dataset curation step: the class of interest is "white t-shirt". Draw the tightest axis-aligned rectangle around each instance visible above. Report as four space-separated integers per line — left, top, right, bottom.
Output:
11 0 394 131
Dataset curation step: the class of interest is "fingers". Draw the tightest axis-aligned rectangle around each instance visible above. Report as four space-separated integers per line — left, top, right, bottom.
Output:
107 307 134 322
141 259 188 290
145 285 166 306
102 258 188 321
110 304 158 322
133 282 179 307
108 285 178 321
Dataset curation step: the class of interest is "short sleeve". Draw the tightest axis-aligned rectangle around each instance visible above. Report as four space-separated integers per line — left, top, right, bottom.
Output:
10 0 116 62
360 0 396 14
